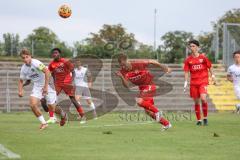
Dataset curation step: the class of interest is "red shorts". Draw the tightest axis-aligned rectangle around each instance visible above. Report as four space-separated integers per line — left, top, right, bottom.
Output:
139 85 156 101
55 83 75 96
190 84 208 99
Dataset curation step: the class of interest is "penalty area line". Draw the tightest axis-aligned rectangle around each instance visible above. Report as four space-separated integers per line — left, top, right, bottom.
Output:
0 144 21 159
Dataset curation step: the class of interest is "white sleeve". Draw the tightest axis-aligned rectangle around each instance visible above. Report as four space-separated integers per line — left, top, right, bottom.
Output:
20 66 27 80
32 59 46 71
227 67 232 75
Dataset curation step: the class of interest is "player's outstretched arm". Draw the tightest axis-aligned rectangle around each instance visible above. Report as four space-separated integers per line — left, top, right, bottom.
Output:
87 69 93 88
115 71 129 88
209 67 216 85
148 60 171 73
184 71 188 93
23 79 31 87
18 79 24 97
42 67 50 96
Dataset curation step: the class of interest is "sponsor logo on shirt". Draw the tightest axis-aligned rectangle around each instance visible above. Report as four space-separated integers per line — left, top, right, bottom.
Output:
192 64 202 70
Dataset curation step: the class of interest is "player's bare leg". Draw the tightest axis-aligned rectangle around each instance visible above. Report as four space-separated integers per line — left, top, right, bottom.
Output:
200 93 208 126
70 96 86 124
54 105 67 126
29 96 48 130
86 98 98 119
193 98 202 126
136 98 171 130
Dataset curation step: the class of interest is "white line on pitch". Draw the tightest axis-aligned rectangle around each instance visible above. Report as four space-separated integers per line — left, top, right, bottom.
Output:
76 121 154 128
0 144 21 159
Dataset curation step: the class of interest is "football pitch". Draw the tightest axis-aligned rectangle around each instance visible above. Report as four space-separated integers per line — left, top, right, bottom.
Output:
0 112 240 160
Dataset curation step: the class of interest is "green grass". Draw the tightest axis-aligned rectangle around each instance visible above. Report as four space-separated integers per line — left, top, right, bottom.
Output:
0 112 240 160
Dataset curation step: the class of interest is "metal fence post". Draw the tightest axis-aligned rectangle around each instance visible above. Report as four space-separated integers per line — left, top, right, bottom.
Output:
6 71 10 113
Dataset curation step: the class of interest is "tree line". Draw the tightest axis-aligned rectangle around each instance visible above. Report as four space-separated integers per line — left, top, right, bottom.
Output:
0 8 240 63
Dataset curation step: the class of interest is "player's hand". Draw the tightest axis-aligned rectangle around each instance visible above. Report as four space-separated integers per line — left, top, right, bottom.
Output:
211 75 217 85
183 81 188 93
115 71 123 77
18 91 23 97
42 86 48 96
166 68 172 74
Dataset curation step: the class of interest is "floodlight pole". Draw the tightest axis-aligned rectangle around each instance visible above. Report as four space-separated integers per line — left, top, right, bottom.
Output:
153 9 158 61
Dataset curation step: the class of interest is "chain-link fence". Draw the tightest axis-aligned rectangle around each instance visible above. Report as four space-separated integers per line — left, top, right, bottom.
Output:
222 23 240 67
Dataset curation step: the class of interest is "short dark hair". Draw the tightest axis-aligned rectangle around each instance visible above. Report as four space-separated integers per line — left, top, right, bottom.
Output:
233 50 240 57
188 40 200 47
51 48 62 54
117 53 128 63
20 48 32 57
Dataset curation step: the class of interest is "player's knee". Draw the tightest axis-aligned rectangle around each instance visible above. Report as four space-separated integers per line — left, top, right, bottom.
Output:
135 98 143 105
201 98 207 103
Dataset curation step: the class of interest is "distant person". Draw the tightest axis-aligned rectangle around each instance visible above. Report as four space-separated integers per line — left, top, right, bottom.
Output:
183 40 216 126
227 50 240 113
74 59 97 120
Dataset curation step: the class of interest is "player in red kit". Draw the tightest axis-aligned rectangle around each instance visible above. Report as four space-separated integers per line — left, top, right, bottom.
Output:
116 53 172 131
48 48 86 123
183 40 216 126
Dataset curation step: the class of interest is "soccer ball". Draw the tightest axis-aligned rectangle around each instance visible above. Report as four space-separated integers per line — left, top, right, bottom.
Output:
58 4 72 18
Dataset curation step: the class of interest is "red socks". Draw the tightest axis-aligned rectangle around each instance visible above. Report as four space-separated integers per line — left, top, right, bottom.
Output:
159 117 169 126
194 102 208 121
202 101 208 118
138 100 159 113
49 111 54 118
77 106 84 117
194 104 201 121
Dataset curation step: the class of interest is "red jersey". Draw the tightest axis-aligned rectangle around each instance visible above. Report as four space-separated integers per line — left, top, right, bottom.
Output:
184 54 212 85
120 60 154 86
48 58 74 86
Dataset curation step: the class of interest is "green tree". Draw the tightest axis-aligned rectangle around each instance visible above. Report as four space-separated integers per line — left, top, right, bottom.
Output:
0 41 3 55
83 24 136 58
197 32 215 62
2 33 20 56
22 26 72 57
160 31 193 63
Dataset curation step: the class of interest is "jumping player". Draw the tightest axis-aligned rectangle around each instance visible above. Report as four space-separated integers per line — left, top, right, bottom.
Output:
48 48 85 123
18 48 67 130
227 50 240 113
116 53 172 131
183 40 216 126
74 59 97 120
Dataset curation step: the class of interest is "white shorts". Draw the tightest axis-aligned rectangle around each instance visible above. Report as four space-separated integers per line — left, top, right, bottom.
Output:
75 86 92 99
234 86 240 99
31 85 57 105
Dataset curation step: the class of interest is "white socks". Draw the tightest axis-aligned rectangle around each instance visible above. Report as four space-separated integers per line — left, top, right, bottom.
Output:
90 102 96 110
38 115 46 124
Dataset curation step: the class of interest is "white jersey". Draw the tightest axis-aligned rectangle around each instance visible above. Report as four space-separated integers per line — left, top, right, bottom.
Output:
74 67 90 87
20 59 46 87
227 64 240 86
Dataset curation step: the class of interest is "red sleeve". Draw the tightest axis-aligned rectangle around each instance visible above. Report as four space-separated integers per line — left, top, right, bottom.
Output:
120 70 127 79
183 58 189 71
48 62 53 72
140 60 149 69
204 57 212 68
65 60 74 71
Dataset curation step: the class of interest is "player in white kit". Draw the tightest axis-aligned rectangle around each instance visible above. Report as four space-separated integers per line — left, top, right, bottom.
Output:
227 50 240 113
74 59 97 120
18 48 67 130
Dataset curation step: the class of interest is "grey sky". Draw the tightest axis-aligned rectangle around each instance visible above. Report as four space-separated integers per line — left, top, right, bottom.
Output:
0 0 239 46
